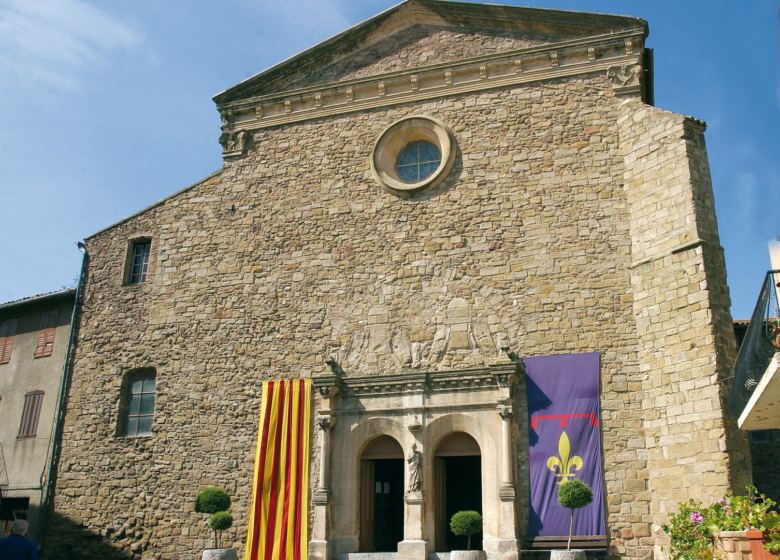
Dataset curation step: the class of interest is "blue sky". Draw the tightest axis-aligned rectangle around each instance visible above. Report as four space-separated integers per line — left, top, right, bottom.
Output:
0 0 778 319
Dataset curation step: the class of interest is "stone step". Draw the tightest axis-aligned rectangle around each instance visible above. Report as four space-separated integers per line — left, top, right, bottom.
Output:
334 554 451 560
335 554 397 560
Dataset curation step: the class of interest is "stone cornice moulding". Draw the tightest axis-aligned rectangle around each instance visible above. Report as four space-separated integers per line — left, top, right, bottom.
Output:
312 362 518 399
216 29 645 149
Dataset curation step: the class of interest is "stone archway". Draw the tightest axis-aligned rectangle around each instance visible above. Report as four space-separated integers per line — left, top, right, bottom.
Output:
359 435 405 553
433 432 483 552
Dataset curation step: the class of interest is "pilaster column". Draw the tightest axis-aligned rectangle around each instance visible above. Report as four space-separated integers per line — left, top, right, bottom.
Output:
317 416 333 492
497 405 514 487
492 356 521 560
309 384 338 560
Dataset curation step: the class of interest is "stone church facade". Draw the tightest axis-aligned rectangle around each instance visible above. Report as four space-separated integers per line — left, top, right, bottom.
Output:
44 2 750 559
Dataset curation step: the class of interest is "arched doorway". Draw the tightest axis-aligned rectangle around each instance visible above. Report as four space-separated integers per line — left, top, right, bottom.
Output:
359 436 404 552
434 432 483 552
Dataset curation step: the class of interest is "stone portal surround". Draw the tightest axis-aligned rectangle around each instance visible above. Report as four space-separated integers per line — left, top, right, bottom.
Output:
309 354 521 560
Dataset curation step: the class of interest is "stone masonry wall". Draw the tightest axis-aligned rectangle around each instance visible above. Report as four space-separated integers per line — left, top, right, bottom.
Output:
45 79 740 560
618 100 750 558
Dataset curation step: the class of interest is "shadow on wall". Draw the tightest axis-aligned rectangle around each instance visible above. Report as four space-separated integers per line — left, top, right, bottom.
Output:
750 431 780 505
41 511 136 560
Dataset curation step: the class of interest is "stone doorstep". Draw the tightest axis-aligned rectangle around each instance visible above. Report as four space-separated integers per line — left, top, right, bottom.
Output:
334 554 452 560
335 554 398 560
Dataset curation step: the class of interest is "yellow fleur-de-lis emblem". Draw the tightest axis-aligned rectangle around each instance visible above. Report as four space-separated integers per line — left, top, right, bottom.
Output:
547 431 583 484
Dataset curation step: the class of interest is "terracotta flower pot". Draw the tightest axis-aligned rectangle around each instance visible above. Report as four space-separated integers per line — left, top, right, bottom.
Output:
715 531 752 560
747 530 778 560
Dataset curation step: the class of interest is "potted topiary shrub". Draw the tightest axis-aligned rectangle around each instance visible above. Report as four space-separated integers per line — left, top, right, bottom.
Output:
551 479 594 560
450 510 486 560
195 487 236 560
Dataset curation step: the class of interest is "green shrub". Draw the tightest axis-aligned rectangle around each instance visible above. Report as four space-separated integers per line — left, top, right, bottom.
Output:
195 487 231 515
557 479 594 550
209 511 234 531
450 510 483 551
195 487 232 548
558 479 594 510
209 511 234 549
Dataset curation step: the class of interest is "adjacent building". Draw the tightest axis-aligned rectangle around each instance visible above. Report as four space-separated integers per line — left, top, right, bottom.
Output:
0 289 76 544
43 2 750 559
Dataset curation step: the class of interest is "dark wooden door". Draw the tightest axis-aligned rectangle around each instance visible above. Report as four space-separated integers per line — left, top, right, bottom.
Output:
372 459 404 552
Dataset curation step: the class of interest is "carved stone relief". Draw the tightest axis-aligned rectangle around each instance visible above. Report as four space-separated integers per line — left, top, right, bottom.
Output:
326 297 509 374
607 64 642 87
607 63 643 100
219 130 248 157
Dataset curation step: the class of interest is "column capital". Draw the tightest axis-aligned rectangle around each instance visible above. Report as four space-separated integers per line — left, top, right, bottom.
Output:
497 404 513 419
317 385 339 399
317 416 334 431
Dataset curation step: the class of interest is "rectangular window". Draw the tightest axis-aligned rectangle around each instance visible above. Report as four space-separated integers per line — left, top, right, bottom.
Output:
129 242 152 284
34 310 59 358
125 372 156 436
0 497 29 535
18 391 44 438
0 318 18 364
750 430 771 443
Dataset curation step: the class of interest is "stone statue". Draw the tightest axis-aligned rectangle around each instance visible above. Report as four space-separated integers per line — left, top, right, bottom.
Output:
407 443 422 492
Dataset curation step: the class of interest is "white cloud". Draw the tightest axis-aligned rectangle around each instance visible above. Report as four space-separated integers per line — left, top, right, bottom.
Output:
0 0 143 92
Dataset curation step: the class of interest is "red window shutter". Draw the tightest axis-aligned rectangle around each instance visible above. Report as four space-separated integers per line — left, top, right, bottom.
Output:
43 310 58 356
0 319 17 364
34 310 58 358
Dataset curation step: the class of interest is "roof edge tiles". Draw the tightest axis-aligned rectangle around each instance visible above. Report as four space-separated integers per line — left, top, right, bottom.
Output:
0 288 77 312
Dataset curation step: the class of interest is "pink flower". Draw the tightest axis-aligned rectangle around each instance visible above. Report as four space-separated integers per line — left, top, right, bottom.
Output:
690 512 704 524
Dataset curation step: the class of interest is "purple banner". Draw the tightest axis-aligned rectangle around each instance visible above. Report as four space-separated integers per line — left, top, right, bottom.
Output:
525 352 604 537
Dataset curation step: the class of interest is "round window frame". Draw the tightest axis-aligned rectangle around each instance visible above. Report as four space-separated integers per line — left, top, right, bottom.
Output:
370 116 456 197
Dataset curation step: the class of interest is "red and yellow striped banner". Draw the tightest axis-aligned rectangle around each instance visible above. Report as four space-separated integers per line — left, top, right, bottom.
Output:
244 379 311 560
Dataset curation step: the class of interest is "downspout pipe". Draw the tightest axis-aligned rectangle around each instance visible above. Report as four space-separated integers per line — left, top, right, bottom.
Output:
36 242 88 548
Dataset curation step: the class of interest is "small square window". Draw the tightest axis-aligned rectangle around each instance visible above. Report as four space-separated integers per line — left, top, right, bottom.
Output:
129 241 151 284
0 497 29 535
750 430 771 443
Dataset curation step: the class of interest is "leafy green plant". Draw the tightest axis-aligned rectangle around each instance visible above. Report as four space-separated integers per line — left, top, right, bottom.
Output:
450 510 483 551
662 486 780 560
196 487 232 548
557 479 594 551
209 511 234 549
195 487 231 515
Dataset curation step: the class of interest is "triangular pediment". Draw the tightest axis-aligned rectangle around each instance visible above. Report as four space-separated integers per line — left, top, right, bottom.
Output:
213 0 646 104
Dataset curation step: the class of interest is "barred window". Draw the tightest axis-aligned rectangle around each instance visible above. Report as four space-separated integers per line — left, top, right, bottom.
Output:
18 391 44 438
124 371 156 436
